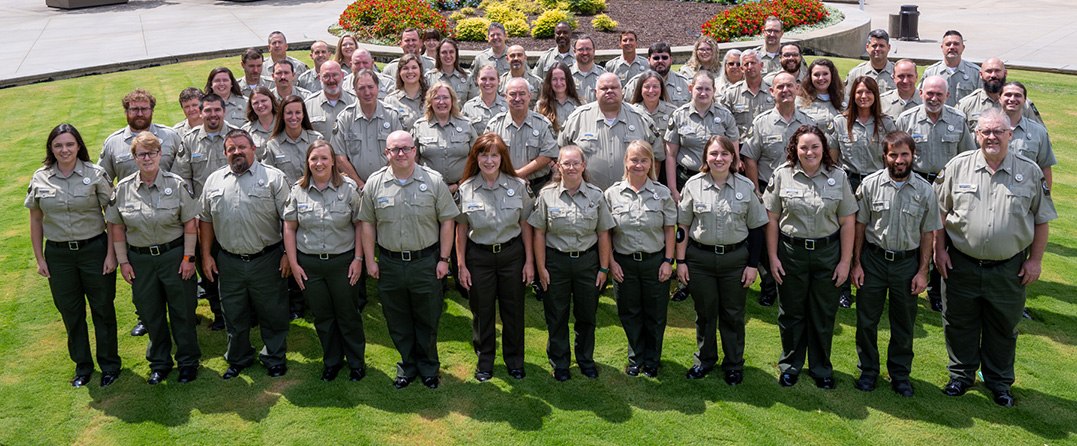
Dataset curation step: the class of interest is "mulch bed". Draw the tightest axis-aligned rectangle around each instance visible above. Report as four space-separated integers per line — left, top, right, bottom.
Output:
449 0 733 52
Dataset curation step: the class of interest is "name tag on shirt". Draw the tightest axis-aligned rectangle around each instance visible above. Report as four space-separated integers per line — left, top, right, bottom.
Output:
783 189 804 197
766 135 783 144
467 203 484 210
956 184 977 192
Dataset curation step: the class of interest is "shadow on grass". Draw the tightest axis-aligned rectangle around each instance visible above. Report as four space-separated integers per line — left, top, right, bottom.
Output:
1046 241 1077 259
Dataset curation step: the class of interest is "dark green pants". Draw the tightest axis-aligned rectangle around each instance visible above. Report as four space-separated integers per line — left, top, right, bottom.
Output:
378 251 443 378
855 246 918 381
129 243 200 371
216 245 289 368
686 244 748 371
44 235 120 376
942 249 1026 393
776 238 841 378
543 247 599 370
466 238 526 371
298 251 366 370
613 251 670 369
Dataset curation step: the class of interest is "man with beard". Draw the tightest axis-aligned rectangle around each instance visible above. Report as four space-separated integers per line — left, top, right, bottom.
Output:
263 31 309 78
755 16 784 75
332 69 405 190
957 58 1043 132
533 22 575 80
487 77 559 191
762 42 806 86
295 40 332 93
381 28 435 81
624 42 691 106
846 29 896 96
237 48 275 96
199 129 292 379
933 108 1055 407
570 36 606 103
499 45 543 107
895 75 975 313
880 59 922 119
721 50 774 140
604 31 648 84
304 61 356 138
920 30 980 107
271 60 310 101
849 130 941 397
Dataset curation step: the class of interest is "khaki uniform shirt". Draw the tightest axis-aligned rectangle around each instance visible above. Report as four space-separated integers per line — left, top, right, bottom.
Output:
222 93 249 129
1009 117 1056 168
527 181 615 252
571 64 607 103
264 129 324 185
283 176 362 255
263 56 310 78
173 120 195 138
936 150 1056 260
879 89 922 120
795 95 842 130
343 72 393 99
357 165 460 251
763 164 858 238
384 89 424 129
456 173 532 245
304 89 357 138
381 55 436 82
487 110 559 181
99 124 181 181
498 71 544 107
173 122 240 196
741 108 817 183
625 71 691 107
664 101 740 171
678 172 769 245
921 60 982 106
238 76 275 97
721 80 775 139
956 88 1044 132
845 61 896 96
240 120 274 160
24 161 112 241
605 54 649 84
412 115 477 184
762 68 807 87
198 162 290 254
425 68 471 103
295 69 321 93
539 97 580 136
895 105 975 174
533 48 574 79
466 48 510 99
604 179 677 254
331 101 405 182
832 114 898 174
105 171 199 247
855 170 942 251
755 46 781 75
272 86 312 102
631 101 678 142
557 102 661 190
462 94 509 135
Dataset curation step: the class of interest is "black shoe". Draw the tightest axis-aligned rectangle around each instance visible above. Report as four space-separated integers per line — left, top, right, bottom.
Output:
854 375 876 392
421 375 439 389
475 370 493 382
532 283 545 302
685 365 712 380
71 374 91 388
624 365 640 377
178 366 198 383
724 370 743 386
321 366 340 382
100 371 119 388
993 390 1015 407
393 376 414 389
222 365 245 380
641 366 659 378
581 367 599 379
349 367 366 381
891 380 914 397
147 369 170 385
942 378 971 396
814 376 836 389
130 320 147 336
209 315 226 331
930 297 943 313
509 368 526 379
758 293 776 306
671 286 690 302
1022 308 1034 320
839 291 853 309
268 364 288 377
289 312 302 321
554 368 571 382
778 372 798 387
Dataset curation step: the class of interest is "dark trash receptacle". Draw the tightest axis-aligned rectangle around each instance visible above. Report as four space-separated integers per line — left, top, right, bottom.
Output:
899 5 920 41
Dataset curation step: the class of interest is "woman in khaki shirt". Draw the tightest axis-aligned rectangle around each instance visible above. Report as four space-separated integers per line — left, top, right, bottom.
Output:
241 86 278 158
535 62 582 138
265 95 324 185
384 54 429 130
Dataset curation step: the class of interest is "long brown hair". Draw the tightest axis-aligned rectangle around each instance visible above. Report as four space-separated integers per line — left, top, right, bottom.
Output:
798 58 843 111
460 133 519 183
784 125 838 170
395 53 429 99
298 139 344 189
843 76 885 146
536 62 581 132
245 86 279 123
271 95 314 138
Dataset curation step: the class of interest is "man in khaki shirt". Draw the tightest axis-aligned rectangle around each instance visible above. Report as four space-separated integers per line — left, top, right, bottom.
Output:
845 29 896 96
237 48 275 96
533 22 575 80
331 70 405 189
304 61 356 138
173 94 240 197
487 78 559 188
570 36 606 103
99 88 181 182
381 28 436 81
756 16 784 76
956 58 1043 132
721 50 775 140
465 22 510 100
343 49 393 99
499 45 543 107
1001 82 1055 187
920 30 980 107
762 42 807 86
604 31 648 84
198 129 292 380
271 60 311 101
879 59 921 119
295 40 331 93
263 31 309 78
624 42 691 107
933 109 1056 407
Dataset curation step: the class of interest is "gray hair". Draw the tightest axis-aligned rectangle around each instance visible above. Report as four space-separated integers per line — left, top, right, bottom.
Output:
976 108 1012 131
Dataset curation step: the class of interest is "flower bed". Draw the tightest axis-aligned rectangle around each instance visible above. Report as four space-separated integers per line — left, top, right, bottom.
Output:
701 0 828 43
338 0 454 44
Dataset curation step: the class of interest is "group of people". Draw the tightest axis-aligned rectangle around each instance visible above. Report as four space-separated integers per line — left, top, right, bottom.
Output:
27 21 1055 407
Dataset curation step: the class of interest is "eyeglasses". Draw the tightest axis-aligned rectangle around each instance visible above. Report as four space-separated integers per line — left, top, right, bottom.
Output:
559 161 583 169
134 151 160 159
763 29 782 35
979 129 1008 137
727 62 741 66
651 55 670 61
127 107 152 115
697 48 713 53
387 146 415 154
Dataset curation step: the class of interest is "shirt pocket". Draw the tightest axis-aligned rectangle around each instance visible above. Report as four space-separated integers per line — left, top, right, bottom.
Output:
247 185 275 212
1007 188 1033 215
780 188 812 214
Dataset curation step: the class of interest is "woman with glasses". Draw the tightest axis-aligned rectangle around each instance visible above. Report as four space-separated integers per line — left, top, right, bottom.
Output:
679 36 722 80
716 49 743 93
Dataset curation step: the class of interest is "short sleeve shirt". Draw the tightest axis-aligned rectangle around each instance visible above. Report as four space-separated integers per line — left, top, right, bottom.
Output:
1009 118 1056 168
879 89 922 120
383 89 424 129
533 48 574 79
527 181 615 252
198 162 290 254
412 115 477 184
461 95 509 135
763 164 858 238
678 172 769 245
487 110 559 180
740 108 817 183
625 71 691 107
98 124 181 181
845 61 896 96
456 173 532 245
664 101 740 171
330 101 405 182
832 114 898 174
283 176 362 255
304 89 357 138
855 169 942 251
721 80 776 139
24 161 112 241
105 171 199 247
604 54 649 84
921 60 982 106
571 64 607 103
557 102 661 190
173 122 239 196
357 165 460 251
895 105 975 174
604 179 677 254
264 129 324 185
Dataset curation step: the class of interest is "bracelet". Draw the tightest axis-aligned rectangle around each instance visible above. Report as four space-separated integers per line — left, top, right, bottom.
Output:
119 262 130 266
183 255 195 262
599 267 610 274
663 257 675 264
676 258 686 263
439 256 451 262
354 256 364 262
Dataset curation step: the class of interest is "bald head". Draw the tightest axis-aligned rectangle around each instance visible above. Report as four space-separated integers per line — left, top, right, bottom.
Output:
981 57 1007 94
596 73 623 110
319 60 344 94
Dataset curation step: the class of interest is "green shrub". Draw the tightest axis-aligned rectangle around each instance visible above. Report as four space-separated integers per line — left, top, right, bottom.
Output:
567 0 604 15
591 14 617 32
484 3 528 25
531 9 577 38
449 11 467 21
536 0 566 10
460 6 476 14
339 0 453 43
504 18 531 37
455 17 492 41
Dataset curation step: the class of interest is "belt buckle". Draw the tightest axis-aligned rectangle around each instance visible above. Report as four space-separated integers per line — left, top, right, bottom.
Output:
68 241 80 251
805 239 816 251
239 254 253 262
884 250 896 261
150 245 161 256
319 253 330 260
492 243 502 254
401 251 412 262
569 251 580 258
632 252 643 261
714 244 726 255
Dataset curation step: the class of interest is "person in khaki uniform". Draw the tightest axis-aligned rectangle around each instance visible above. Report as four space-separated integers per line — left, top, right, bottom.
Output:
957 58 1044 133
264 95 324 186
237 48 275 97
676 135 768 385
262 31 310 78
664 70 739 195
487 77 559 189
462 64 509 135
204 67 249 128
381 28 436 81
241 87 278 158
27 124 120 388
331 69 406 189
755 16 784 76
628 70 678 145
845 29 896 96
99 88 181 182
934 109 1056 407
455 133 534 382
533 22 575 80
425 39 471 102
763 125 858 389
721 50 775 140
295 40 332 93
499 45 544 108
920 30 981 107
570 36 606 103
465 23 510 101
384 54 429 130
529 145 615 382
105 132 201 385
558 73 660 191
880 59 922 119
604 31 649 84
833 77 898 192
199 129 292 380
623 42 692 107
1001 82 1055 187
173 87 204 137
605 141 677 379
304 61 356 138
412 82 478 193
534 62 583 139
359 130 459 390
270 59 312 101
848 130 941 397
283 140 367 383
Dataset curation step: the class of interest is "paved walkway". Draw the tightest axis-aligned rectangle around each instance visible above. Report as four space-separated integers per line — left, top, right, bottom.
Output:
2 0 1076 86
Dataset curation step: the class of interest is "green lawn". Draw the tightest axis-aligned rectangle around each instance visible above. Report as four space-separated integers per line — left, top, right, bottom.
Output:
0 53 1075 445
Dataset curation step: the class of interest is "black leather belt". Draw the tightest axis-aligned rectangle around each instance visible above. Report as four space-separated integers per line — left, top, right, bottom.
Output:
867 243 918 261
690 239 746 255
615 250 663 261
130 236 183 256
379 244 437 261
221 242 282 262
46 232 106 251
548 244 597 258
469 236 519 254
780 232 840 250
299 249 355 261
950 246 1026 268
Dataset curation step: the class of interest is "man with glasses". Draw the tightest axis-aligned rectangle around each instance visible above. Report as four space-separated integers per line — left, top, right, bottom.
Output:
359 130 459 389
721 50 774 140
487 78 559 191
755 16 784 75
570 36 606 103
624 42 691 106
763 42 806 86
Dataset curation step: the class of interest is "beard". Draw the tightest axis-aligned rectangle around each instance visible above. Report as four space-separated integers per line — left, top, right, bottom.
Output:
229 155 250 174
887 162 910 181
127 115 151 132
984 78 1005 94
